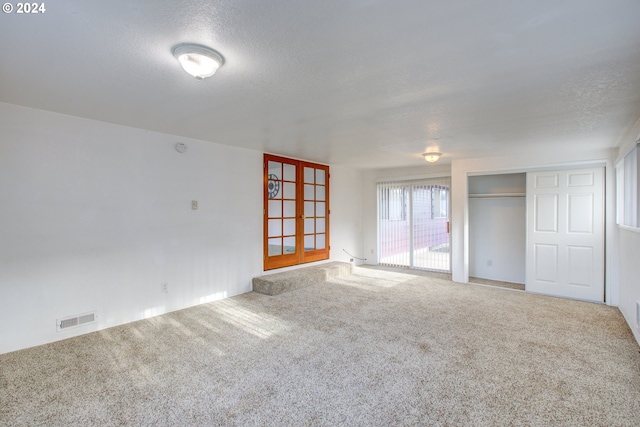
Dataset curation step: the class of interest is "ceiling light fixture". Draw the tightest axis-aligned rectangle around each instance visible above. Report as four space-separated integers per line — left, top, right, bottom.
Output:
172 43 224 80
423 152 442 163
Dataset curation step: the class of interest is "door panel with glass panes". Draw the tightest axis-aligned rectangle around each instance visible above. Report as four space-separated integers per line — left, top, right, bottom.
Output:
264 154 329 270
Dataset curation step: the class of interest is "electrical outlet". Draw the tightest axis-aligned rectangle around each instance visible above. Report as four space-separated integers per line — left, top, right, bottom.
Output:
487 260 493 266
192 200 198 210
161 283 168 293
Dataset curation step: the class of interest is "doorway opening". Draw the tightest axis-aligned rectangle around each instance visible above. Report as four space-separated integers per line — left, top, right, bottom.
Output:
468 173 526 290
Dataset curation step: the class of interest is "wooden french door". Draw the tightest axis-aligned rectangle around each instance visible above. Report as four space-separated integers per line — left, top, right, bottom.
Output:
264 154 330 270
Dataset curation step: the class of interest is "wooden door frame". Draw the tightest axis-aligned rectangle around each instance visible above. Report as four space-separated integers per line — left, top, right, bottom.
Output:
263 154 330 270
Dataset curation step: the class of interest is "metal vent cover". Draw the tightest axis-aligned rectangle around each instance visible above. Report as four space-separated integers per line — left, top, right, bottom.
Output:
57 311 96 332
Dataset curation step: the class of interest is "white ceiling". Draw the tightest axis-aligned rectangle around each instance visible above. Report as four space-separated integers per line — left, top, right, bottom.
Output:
1 0 639 169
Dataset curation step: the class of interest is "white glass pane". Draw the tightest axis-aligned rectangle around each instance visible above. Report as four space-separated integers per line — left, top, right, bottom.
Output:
283 219 296 236
268 219 282 237
304 167 315 184
304 235 315 251
268 238 282 256
316 234 325 249
268 200 282 218
316 218 325 233
267 177 282 199
316 186 325 201
316 169 325 185
304 184 314 200
283 163 296 182
284 201 296 217
268 161 281 178
316 202 326 217
283 236 296 253
283 182 296 199
304 218 314 233
304 201 315 217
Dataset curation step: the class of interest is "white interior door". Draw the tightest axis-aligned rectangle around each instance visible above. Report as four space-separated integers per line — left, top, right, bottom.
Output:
526 168 604 302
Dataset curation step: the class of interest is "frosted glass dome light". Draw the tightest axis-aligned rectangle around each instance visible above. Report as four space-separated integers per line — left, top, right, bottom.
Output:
423 152 442 163
173 44 224 80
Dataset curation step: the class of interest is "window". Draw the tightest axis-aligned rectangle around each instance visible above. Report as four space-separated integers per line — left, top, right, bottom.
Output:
616 144 640 228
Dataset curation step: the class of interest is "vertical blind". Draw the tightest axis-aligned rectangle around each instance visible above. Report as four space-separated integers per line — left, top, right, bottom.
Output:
378 182 411 266
378 177 451 271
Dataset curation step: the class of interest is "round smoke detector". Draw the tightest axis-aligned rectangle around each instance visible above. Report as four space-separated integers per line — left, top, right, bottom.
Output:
175 142 188 153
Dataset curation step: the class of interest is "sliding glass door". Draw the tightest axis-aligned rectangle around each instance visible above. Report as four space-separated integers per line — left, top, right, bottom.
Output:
378 178 450 272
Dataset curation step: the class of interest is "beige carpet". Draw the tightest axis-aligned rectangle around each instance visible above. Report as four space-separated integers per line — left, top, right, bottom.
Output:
469 276 526 291
1 266 639 426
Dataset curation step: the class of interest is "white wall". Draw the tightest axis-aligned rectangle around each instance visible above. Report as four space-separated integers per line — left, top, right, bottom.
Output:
618 229 640 344
615 118 640 344
468 173 526 196
469 198 525 283
0 103 364 354
328 166 364 265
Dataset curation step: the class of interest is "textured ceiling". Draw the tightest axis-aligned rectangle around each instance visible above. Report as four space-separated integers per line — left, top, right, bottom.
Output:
1 0 639 169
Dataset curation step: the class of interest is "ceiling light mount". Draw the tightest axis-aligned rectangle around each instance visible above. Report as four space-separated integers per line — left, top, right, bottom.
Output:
172 43 224 80
423 152 442 163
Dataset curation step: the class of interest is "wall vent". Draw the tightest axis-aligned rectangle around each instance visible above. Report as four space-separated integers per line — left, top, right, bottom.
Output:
57 311 97 332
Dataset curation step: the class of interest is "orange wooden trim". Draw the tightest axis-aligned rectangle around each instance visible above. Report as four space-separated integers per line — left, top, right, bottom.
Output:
263 154 330 270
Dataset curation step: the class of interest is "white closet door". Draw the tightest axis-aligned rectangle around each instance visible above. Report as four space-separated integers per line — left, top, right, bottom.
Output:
526 168 604 302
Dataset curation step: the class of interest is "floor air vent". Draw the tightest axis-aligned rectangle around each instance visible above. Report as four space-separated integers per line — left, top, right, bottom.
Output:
57 311 96 332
